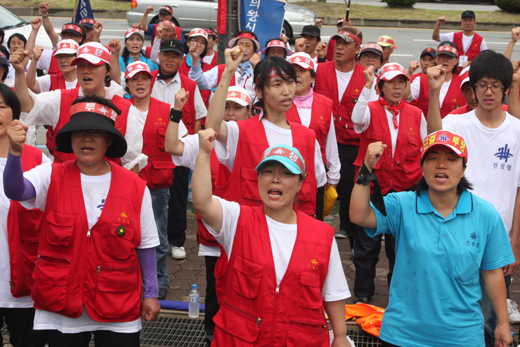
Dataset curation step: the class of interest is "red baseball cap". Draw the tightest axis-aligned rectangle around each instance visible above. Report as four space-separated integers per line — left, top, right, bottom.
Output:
421 130 468 162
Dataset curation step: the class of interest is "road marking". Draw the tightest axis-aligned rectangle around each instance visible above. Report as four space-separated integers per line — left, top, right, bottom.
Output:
391 54 413 57
414 39 507 44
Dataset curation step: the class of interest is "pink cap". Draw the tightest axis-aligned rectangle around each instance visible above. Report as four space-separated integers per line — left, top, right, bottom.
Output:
53 39 79 56
71 42 111 66
379 63 409 82
226 86 251 107
288 52 314 70
125 28 144 40
261 39 292 56
124 61 152 79
189 28 208 41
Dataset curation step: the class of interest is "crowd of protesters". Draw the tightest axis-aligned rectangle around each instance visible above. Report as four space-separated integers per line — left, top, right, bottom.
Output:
1 3 520 347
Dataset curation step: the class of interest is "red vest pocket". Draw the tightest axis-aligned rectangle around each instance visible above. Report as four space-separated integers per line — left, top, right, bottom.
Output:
45 211 75 247
147 160 175 188
240 167 261 202
101 223 136 260
295 270 323 310
214 300 261 345
157 128 167 151
286 320 329 347
232 255 263 299
95 263 140 319
32 256 70 312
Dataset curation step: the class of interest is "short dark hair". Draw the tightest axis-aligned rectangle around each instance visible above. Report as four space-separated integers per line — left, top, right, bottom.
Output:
470 50 513 100
0 84 21 120
253 56 297 116
71 94 121 115
0 29 4 45
7 33 27 51
415 157 472 196
0 46 10 81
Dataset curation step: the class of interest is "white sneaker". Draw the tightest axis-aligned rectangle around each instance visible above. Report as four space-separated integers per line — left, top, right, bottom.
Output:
507 299 520 323
172 246 186 260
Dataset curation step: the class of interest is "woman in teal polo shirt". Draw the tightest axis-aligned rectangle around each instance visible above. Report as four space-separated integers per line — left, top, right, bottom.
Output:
350 130 514 347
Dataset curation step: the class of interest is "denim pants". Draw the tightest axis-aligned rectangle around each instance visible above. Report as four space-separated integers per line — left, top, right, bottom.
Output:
150 187 170 289
481 274 511 347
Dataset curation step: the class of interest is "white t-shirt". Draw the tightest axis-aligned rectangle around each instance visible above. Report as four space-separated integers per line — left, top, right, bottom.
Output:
204 197 350 302
439 33 488 55
36 50 55 72
202 52 216 66
409 77 451 106
442 110 520 238
121 105 188 171
21 163 160 333
0 153 51 309
37 75 78 93
171 134 221 257
215 117 327 187
336 70 354 102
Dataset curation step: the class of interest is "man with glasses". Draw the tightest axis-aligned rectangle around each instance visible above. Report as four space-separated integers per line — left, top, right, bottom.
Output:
427 50 520 347
357 42 383 72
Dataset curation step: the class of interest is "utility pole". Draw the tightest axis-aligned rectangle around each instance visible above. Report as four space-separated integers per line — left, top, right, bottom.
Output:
217 0 239 64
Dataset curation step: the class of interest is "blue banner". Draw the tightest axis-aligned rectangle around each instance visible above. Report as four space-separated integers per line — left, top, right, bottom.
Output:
239 0 285 51
74 0 94 23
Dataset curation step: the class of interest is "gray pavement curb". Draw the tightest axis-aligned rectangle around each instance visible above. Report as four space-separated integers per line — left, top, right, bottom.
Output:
10 8 519 30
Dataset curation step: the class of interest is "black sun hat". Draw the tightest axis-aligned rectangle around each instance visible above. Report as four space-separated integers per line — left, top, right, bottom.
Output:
55 101 127 158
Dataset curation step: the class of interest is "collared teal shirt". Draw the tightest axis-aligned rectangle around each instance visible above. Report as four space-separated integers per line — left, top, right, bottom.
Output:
366 189 514 347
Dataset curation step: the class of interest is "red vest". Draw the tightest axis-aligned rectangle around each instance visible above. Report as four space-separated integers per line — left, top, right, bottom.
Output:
179 57 211 109
213 116 318 216
48 53 60 75
207 52 218 68
354 102 423 194
133 96 176 189
453 32 484 61
408 73 423 107
196 150 230 248
212 206 333 347
449 104 508 115
55 89 131 163
7 145 43 298
32 161 144 322
285 93 333 164
151 70 198 135
314 61 366 146
417 74 466 119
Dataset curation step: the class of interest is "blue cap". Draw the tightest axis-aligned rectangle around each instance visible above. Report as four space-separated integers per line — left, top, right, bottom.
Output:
255 144 306 179
192 284 197 289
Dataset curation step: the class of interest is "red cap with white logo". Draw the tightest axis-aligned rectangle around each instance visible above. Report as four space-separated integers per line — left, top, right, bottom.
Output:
53 39 80 56
226 86 252 107
125 28 145 40
124 61 152 79
289 52 315 70
459 66 470 88
189 28 208 42
379 63 409 82
71 42 111 66
261 39 292 56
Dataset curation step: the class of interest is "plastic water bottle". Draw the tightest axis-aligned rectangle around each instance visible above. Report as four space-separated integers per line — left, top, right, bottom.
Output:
188 284 200 318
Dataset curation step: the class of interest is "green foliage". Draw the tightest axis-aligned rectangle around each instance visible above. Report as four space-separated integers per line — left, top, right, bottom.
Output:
386 0 417 8
495 0 520 13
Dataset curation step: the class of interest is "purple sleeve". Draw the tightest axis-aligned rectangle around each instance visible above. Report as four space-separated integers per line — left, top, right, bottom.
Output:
136 247 159 299
3 151 37 201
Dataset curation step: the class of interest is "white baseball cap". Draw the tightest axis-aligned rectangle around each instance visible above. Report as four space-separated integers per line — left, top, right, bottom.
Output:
53 39 80 56
71 42 111 66
189 28 208 42
125 28 144 40
226 86 251 107
289 52 314 70
124 61 152 79
459 66 470 88
261 39 292 56
379 63 409 82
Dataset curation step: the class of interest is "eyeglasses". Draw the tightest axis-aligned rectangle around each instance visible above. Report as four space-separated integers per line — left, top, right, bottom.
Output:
71 129 107 138
190 38 206 45
474 84 505 93
360 54 380 60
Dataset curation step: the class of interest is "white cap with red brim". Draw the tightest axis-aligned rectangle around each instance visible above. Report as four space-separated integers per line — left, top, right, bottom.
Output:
379 63 409 82
459 66 470 88
125 28 145 40
226 86 252 107
189 28 208 42
288 52 314 70
53 39 80 56
71 42 111 66
261 39 292 56
124 61 153 79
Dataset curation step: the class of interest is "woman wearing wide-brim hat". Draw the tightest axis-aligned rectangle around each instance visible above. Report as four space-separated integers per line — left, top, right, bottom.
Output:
4 94 160 347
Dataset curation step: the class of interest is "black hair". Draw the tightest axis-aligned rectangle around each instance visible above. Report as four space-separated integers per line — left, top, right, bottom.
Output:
252 56 297 116
62 22 87 45
469 50 513 100
0 29 4 45
71 94 121 115
415 156 473 196
0 46 10 81
264 37 287 58
377 76 408 98
0 84 21 120
104 63 111 86
256 160 303 182
7 33 27 51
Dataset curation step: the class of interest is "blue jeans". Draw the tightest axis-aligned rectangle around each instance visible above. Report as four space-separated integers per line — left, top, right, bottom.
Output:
481 274 511 347
150 187 170 289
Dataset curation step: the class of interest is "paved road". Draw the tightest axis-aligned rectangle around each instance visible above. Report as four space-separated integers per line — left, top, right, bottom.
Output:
318 0 500 11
